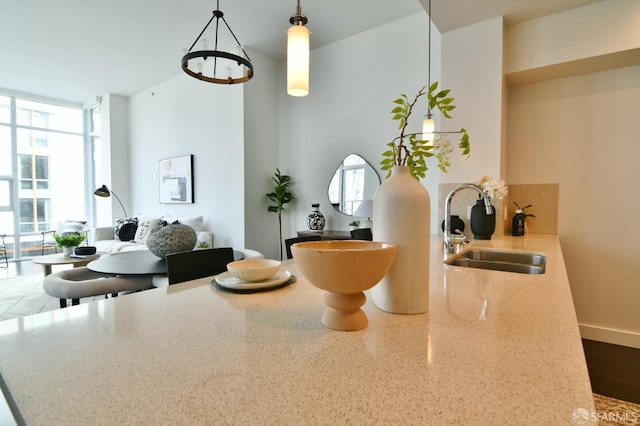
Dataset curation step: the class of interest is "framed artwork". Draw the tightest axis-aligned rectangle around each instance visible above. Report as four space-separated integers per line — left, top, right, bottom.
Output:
159 155 193 204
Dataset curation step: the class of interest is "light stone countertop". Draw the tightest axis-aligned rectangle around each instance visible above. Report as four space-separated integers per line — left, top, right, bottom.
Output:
0 234 594 425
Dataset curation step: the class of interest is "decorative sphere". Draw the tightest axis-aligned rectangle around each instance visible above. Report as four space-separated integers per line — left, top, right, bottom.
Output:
146 224 197 258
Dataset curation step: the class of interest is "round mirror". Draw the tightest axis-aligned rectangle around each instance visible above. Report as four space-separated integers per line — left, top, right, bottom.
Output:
328 154 380 216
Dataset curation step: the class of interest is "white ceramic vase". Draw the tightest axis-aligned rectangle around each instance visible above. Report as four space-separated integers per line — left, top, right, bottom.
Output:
372 166 430 314
62 246 75 257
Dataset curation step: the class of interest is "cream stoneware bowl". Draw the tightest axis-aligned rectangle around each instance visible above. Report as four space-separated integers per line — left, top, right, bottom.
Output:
226 259 281 282
291 240 398 331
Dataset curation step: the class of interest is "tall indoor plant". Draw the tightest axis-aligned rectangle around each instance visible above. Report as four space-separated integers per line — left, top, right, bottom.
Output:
372 82 471 314
266 168 293 260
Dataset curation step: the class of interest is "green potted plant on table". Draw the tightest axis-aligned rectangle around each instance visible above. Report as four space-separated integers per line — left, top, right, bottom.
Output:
53 233 86 257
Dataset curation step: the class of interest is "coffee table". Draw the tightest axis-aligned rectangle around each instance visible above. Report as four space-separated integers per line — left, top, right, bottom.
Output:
32 253 101 277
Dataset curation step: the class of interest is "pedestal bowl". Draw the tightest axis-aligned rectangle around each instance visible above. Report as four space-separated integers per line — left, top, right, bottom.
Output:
291 240 398 331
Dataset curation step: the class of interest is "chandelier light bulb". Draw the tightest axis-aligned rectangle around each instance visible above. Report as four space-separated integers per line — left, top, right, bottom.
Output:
422 116 435 146
287 25 310 96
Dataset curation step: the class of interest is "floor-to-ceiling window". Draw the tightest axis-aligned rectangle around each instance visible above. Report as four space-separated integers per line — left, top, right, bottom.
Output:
0 94 90 260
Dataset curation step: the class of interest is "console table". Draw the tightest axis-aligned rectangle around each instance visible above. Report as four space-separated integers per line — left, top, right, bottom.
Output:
297 230 351 240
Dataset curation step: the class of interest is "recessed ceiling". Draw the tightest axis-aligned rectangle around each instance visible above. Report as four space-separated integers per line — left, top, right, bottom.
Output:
0 0 601 104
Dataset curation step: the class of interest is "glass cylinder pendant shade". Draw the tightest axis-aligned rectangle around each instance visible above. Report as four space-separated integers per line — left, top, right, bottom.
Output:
287 25 310 97
422 117 435 146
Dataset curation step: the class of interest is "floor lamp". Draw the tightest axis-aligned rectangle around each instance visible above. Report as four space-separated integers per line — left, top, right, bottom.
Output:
94 185 128 218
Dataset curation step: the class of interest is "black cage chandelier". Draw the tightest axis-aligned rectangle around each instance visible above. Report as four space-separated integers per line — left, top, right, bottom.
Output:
181 0 254 84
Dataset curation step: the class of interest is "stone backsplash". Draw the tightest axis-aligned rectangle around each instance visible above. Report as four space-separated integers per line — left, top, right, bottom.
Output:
438 183 559 236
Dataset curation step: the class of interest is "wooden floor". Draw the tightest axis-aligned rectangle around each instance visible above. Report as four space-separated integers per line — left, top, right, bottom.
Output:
582 339 640 404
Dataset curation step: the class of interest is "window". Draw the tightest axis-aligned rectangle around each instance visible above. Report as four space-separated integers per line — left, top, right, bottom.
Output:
0 93 89 258
19 198 50 233
19 155 49 190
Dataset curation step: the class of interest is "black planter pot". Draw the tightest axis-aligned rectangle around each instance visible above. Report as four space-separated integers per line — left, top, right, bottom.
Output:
470 199 496 240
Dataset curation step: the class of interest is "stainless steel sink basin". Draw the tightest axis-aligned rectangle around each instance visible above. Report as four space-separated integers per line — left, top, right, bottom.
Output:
444 248 546 274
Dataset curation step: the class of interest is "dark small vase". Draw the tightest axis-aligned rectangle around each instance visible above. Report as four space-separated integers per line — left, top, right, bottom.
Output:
441 215 465 234
470 199 496 240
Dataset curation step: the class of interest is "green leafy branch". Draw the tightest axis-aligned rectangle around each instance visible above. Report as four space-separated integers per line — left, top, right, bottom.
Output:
53 233 86 247
381 82 471 180
513 202 536 219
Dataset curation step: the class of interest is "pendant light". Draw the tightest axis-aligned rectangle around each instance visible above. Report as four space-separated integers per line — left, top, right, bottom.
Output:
422 0 435 145
287 0 310 97
182 0 254 85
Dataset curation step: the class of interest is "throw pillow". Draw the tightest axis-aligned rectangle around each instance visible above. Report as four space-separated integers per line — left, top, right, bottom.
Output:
176 215 204 232
134 217 163 244
114 217 138 241
62 220 87 235
118 222 138 241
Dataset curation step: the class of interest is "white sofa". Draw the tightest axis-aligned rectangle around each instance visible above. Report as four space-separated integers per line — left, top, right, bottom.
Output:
90 215 214 254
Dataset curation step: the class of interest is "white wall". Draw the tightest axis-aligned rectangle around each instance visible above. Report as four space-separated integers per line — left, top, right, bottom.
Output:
127 74 245 249
505 0 640 75
243 50 282 259
441 17 504 183
507 66 640 348
278 12 443 236
502 2 640 348
96 94 130 225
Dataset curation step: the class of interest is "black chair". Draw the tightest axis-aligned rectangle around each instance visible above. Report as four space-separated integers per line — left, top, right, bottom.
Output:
0 234 7 268
285 235 321 259
166 247 235 285
350 228 373 241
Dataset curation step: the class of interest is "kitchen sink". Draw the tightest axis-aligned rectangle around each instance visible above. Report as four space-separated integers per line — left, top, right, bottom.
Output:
444 248 546 275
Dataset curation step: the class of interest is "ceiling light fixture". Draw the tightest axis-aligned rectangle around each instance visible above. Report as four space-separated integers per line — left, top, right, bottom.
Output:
181 0 254 85
287 0 310 97
422 0 435 144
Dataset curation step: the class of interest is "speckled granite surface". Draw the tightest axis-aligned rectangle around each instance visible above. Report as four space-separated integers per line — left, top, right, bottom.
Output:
0 235 594 425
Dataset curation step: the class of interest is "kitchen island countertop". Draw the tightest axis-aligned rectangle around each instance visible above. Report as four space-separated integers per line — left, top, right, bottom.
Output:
0 234 594 425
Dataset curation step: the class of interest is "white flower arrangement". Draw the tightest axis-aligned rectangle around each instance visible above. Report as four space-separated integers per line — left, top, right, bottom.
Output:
478 176 508 200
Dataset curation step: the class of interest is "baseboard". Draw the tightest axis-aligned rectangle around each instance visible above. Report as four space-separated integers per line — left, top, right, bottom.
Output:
580 324 640 349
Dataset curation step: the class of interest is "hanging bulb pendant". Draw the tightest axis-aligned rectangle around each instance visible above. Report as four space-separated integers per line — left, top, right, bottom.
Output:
287 0 310 97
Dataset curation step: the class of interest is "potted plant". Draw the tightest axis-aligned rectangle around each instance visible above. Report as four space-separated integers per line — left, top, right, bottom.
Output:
372 82 472 314
266 168 294 260
53 233 86 256
512 202 536 236
349 220 360 231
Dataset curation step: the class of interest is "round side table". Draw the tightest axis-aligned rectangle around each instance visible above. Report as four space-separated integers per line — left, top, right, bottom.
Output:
32 253 101 277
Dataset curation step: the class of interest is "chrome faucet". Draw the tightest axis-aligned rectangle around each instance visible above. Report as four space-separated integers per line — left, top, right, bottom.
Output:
443 183 493 254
